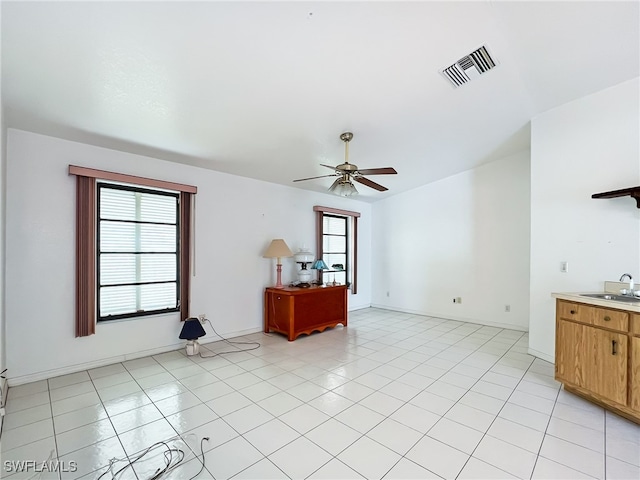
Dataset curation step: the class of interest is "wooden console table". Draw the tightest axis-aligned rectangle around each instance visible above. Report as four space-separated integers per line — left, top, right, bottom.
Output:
264 285 347 341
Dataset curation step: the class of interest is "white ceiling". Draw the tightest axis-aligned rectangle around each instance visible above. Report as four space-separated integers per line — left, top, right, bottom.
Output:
2 1 638 202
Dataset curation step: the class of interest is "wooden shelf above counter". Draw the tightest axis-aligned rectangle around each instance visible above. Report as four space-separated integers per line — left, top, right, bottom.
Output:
592 186 640 208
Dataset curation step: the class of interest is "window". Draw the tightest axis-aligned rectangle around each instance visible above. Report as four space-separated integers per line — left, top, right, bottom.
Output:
70 165 196 336
314 206 360 293
322 214 349 286
98 183 180 321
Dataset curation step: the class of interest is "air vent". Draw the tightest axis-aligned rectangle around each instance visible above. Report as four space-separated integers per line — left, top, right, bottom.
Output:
441 45 497 88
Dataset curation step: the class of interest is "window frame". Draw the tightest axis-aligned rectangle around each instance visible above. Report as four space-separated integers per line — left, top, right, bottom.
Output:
70 165 197 337
314 205 360 294
321 213 350 287
96 182 181 322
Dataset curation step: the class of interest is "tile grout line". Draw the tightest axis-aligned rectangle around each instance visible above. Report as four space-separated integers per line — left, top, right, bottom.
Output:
86 365 141 480
526 366 561 479
45 379 62 480
417 330 531 479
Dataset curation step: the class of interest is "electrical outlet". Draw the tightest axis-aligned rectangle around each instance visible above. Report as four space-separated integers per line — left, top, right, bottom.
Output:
453 297 462 304
386 291 390 297
198 314 206 323
561 261 569 273
505 305 511 312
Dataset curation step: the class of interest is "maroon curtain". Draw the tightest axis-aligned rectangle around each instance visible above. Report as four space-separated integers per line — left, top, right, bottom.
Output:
180 192 192 321
75 176 96 337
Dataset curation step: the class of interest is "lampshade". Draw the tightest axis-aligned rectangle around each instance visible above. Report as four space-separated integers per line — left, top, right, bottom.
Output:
334 179 358 197
311 259 329 270
179 318 206 340
294 247 314 265
263 239 294 259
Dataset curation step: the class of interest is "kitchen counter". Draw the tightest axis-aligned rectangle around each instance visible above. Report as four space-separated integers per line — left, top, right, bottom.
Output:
551 292 640 313
553 288 640 424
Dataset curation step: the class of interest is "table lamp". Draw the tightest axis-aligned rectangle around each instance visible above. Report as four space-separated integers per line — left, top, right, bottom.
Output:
311 259 329 285
294 246 314 286
263 239 293 288
179 317 206 356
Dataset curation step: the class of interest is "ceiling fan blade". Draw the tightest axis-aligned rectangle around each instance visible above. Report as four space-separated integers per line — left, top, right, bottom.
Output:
293 174 338 182
320 164 338 171
356 167 397 176
354 176 388 192
328 178 341 191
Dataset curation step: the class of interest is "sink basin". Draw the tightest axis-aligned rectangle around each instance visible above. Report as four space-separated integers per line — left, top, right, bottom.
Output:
580 293 640 303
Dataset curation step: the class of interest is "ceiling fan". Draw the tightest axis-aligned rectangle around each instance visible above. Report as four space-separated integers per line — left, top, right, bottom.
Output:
293 132 398 196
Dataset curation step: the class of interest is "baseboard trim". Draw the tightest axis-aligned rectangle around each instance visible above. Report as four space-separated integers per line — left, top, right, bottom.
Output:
527 347 554 364
0 374 7 438
369 304 529 332
348 305 371 312
8 327 264 387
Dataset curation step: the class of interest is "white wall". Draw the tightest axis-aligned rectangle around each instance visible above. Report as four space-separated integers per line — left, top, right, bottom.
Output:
529 78 640 361
0 78 7 417
371 151 531 331
5 129 372 384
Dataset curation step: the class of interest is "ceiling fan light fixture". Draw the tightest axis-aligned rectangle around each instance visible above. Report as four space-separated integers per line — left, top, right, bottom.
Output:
334 178 358 197
293 131 397 195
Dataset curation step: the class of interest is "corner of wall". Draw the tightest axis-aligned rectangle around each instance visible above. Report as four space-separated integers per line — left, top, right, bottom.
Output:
0 93 7 435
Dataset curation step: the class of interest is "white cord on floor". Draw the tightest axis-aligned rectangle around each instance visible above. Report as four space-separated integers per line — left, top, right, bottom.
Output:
96 433 208 480
197 319 261 358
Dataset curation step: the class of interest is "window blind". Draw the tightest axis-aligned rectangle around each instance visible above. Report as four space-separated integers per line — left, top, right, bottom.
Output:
98 184 179 320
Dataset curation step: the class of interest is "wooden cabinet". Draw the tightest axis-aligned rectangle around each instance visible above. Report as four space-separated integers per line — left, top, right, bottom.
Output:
630 336 640 413
264 285 347 341
585 327 627 404
555 299 638 424
555 319 587 387
631 314 640 413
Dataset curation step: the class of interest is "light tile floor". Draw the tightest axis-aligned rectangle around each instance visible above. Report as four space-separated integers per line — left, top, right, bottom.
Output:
2 308 639 479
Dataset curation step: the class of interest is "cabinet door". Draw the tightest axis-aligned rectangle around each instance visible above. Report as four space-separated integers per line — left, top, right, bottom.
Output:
269 292 291 331
585 328 627 405
631 336 640 413
556 320 587 387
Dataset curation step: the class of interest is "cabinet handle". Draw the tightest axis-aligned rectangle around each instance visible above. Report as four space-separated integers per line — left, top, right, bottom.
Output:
604 316 611 322
570 310 576 315
612 340 617 355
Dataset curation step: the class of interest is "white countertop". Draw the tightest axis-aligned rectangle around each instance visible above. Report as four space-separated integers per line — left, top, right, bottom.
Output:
552 292 640 313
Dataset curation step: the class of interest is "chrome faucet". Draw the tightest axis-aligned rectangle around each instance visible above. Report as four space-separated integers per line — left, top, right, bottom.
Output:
620 273 632 282
619 273 635 296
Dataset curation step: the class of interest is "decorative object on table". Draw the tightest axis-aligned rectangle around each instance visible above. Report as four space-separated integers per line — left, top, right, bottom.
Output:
293 132 398 196
331 263 344 286
263 239 294 288
294 246 314 287
179 317 206 356
311 259 329 285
